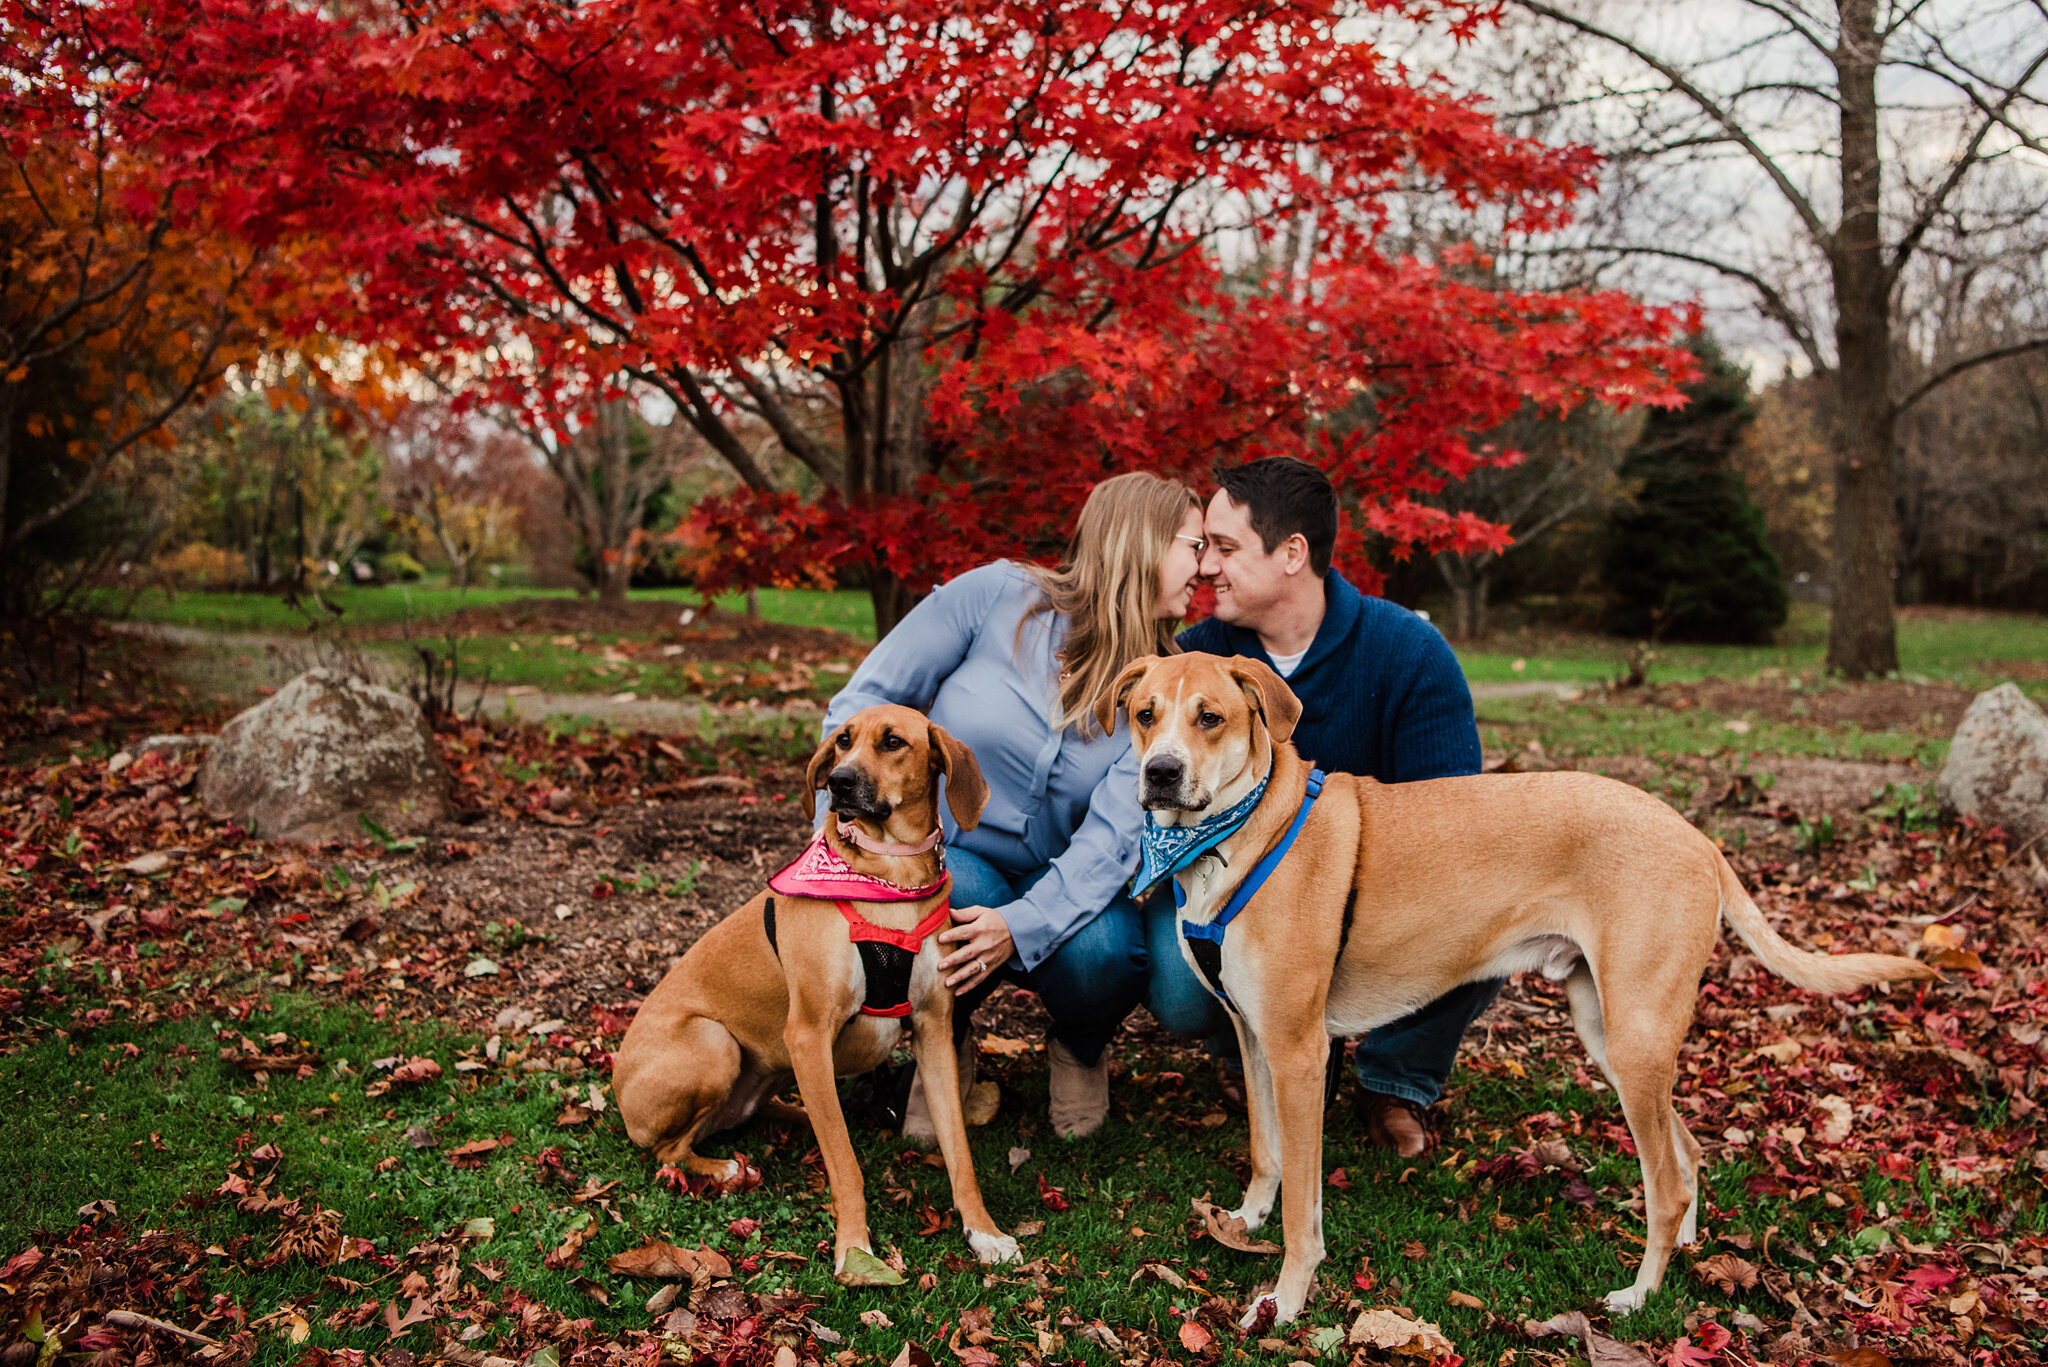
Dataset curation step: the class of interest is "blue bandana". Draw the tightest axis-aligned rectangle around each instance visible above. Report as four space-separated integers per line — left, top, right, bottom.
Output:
1131 770 1271 899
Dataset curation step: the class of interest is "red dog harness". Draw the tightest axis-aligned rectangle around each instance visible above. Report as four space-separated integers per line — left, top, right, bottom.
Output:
765 831 951 1018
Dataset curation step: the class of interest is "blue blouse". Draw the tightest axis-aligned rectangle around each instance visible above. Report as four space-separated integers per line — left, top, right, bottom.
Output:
821 561 1143 970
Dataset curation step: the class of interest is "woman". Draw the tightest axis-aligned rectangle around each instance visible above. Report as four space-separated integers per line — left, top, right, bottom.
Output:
819 472 1205 1139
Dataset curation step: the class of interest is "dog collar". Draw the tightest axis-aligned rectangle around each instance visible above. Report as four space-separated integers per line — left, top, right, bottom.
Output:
769 831 947 903
1179 768 1326 1013
1131 768 1272 899
835 819 943 858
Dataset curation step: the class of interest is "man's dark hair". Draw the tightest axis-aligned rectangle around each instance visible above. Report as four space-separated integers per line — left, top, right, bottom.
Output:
1214 457 1338 577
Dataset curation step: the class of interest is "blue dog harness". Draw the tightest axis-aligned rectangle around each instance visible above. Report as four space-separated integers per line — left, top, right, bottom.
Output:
1175 768 1325 1012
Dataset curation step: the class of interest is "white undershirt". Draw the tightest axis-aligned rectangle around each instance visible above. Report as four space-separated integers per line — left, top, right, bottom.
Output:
1266 645 1307 678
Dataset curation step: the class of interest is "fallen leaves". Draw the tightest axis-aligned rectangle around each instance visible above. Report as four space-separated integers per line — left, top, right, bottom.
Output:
1132 1261 1187 1290
1190 1197 1279 1255
836 1246 905 1287
1692 1251 1761 1294
364 1055 441 1096
1348 1307 1455 1358
1813 1094 1855 1144
1523 1311 1657 1367
606 1238 732 1284
542 1215 595 1270
448 1134 511 1168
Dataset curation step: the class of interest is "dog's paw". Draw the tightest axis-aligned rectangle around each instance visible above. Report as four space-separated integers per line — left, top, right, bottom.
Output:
1228 1201 1273 1232
967 1230 1021 1265
1602 1286 1648 1314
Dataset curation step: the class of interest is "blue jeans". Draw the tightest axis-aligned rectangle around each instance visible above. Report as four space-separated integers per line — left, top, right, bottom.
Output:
1143 893 1501 1107
946 845 1149 1069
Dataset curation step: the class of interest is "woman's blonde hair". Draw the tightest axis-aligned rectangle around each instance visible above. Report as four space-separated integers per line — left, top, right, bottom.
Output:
1024 471 1201 734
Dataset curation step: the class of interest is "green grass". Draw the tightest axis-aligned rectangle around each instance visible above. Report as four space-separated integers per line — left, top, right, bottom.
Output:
91 584 878 639
9 994 2017 1365
1475 693 1950 765
102 586 2046 693
378 634 856 705
1457 601 2048 688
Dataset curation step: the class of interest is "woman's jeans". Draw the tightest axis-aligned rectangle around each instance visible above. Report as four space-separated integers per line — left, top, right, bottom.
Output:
945 845 1148 1069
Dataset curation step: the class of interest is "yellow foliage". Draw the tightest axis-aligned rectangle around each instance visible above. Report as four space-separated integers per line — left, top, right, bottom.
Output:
154 542 249 589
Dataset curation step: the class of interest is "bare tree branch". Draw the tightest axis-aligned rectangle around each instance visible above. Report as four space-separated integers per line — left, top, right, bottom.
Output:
721 370 842 484
1528 241 1830 375
1511 0 1833 247
1895 335 2048 415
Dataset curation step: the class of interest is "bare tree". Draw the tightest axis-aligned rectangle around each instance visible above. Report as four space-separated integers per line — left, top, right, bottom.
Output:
382 405 522 589
504 395 684 609
1502 0 2048 675
1431 402 1640 638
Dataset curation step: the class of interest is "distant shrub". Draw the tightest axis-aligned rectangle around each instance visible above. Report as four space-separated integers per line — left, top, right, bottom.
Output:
376 551 426 582
156 542 248 589
1604 334 1788 644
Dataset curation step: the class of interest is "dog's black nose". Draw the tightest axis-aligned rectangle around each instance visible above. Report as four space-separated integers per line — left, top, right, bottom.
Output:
1143 755 1184 788
827 765 862 795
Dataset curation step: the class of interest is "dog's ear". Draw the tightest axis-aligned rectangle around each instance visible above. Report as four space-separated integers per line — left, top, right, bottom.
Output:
1094 655 1160 736
927 723 989 831
1229 656 1303 746
800 731 840 821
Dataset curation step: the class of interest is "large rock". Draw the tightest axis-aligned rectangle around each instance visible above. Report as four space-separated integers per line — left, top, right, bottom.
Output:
1938 683 2048 844
200 669 450 842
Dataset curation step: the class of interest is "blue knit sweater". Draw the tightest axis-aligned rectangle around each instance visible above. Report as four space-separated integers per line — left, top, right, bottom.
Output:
1177 570 1482 783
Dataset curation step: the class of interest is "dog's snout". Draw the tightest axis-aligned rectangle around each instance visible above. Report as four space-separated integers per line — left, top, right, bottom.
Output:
1143 754 1184 787
827 765 863 794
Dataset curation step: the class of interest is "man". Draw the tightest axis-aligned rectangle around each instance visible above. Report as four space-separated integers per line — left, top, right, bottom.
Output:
1159 456 1498 1157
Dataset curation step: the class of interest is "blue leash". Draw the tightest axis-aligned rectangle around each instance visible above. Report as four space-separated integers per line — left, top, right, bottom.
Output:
1174 768 1325 1012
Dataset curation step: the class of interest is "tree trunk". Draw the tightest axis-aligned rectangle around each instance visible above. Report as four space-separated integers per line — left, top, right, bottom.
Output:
1434 552 1493 640
864 295 943 638
869 575 916 638
597 554 632 608
1825 0 1899 678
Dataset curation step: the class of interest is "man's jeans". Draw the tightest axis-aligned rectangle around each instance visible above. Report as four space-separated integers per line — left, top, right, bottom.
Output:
945 845 1498 1104
1143 894 1501 1107
944 845 1148 1069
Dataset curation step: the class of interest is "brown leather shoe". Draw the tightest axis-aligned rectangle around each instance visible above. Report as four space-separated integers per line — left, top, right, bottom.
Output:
1357 1091 1433 1158
1216 1061 1246 1112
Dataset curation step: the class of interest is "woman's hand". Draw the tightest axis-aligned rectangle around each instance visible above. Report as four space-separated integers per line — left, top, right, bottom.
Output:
937 905 1014 992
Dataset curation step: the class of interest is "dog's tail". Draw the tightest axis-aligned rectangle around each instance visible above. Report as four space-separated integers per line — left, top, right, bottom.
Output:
1717 857 1937 995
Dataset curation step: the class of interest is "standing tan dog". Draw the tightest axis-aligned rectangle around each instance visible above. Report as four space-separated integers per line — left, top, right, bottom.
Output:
1099 652 1934 1323
614 705 1021 1280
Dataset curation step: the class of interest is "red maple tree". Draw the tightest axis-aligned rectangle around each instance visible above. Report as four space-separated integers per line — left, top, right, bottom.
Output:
51 0 1698 629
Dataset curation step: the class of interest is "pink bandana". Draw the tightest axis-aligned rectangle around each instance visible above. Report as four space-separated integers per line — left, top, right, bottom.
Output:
768 830 947 903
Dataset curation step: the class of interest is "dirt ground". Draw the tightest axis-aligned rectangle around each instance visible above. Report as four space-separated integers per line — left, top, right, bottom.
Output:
1638 676 1979 736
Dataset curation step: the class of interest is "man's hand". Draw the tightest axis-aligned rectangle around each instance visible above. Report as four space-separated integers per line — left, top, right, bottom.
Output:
937 905 1014 991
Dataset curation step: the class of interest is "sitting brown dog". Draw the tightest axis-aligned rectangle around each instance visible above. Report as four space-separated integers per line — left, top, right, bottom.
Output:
614 704 1019 1280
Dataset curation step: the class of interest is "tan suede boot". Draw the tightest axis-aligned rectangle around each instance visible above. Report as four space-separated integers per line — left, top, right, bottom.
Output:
1048 1038 1109 1139
901 1030 977 1148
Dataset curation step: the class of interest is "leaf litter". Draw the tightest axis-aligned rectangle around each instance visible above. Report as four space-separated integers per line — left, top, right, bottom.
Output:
3 694 2047 1362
